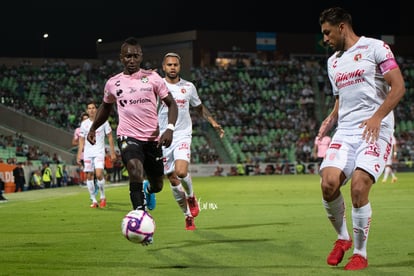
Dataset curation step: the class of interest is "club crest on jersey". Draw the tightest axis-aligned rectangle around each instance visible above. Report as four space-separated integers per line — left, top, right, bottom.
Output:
181 88 187 94
354 53 362 61
141 76 149 83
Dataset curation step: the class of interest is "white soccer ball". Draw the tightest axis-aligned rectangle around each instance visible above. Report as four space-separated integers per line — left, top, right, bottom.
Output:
121 210 155 244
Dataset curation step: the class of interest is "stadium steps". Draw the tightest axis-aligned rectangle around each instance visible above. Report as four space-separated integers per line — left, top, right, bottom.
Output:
206 125 233 164
0 104 75 164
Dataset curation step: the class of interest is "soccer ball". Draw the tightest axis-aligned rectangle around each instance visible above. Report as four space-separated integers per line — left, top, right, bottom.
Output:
121 210 155 244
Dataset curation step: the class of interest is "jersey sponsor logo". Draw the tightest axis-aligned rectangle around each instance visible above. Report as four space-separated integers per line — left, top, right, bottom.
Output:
129 98 151 104
329 143 341 149
118 98 151 107
335 69 364 83
175 98 186 108
119 99 128 107
335 69 366 89
365 142 380 157
127 87 138 94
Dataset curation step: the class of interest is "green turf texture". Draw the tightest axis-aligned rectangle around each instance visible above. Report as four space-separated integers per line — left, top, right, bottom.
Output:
1 173 413 275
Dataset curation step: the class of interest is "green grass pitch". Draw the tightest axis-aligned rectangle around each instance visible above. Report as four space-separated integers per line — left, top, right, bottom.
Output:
1 173 414 275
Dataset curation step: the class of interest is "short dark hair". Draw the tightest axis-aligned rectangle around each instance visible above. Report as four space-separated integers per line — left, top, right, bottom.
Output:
319 7 352 26
86 99 97 108
80 112 88 120
124 37 139 46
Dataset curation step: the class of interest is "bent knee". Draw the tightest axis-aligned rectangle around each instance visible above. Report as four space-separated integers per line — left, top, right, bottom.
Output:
149 178 164 193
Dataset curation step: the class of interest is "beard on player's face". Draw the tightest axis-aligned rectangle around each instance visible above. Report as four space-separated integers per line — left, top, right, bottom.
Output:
167 72 179 80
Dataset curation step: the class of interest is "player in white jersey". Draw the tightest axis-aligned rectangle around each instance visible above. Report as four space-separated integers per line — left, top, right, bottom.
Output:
382 132 398 183
73 112 89 185
317 7 406 270
87 38 178 244
159 52 224 230
77 100 116 208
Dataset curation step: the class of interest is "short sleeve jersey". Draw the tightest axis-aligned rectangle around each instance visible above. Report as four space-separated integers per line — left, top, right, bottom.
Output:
158 78 202 138
80 118 111 158
103 70 170 141
327 36 396 138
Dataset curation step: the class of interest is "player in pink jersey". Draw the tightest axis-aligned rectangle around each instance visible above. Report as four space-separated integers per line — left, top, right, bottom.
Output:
317 7 405 270
87 38 177 239
159 52 224 231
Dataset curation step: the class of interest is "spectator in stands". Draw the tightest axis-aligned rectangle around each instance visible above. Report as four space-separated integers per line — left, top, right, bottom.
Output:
264 164 275 175
86 37 178 224
253 163 262 175
317 7 406 270
13 162 26 192
228 166 238 176
159 52 224 230
52 153 62 164
214 166 224 176
77 100 116 208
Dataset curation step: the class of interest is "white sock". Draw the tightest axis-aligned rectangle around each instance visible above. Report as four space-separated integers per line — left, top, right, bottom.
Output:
352 203 372 258
179 173 194 198
97 178 105 199
87 180 97 202
170 183 189 215
382 167 391 181
323 193 350 241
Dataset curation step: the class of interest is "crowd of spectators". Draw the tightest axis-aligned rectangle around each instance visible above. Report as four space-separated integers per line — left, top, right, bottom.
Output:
191 57 322 164
0 132 62 166
1 55 414 166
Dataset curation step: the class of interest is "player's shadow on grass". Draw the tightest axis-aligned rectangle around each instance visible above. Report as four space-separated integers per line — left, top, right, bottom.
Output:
100 201 132 213
205 221 290 230
152 221 286 251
